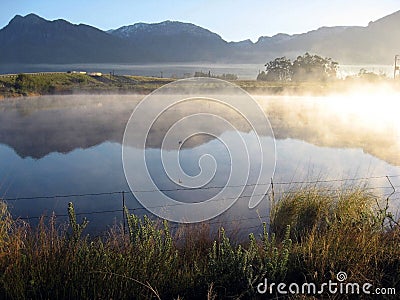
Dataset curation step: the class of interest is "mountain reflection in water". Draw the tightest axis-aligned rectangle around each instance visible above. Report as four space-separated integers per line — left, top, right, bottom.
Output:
0 94 399 233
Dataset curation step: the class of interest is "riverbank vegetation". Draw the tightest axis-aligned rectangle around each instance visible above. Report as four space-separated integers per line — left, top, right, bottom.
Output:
0 186 399 299
0 73 174 98
1 68 400 99
257 53 338 82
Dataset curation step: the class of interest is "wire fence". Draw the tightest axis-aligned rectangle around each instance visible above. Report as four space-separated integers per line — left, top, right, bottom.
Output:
2 174 399 233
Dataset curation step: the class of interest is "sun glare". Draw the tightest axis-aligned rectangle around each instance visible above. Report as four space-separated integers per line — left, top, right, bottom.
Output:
323 89 400 138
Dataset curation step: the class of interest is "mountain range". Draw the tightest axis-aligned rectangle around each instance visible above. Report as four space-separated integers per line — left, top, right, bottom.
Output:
1 11 400 65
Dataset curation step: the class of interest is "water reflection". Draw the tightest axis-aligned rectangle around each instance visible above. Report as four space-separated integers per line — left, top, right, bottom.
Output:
0 94 399 232
0 95 140 158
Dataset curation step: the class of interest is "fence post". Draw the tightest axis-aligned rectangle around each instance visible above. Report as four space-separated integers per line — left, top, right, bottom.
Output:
122 191 126 234
270 178 275 203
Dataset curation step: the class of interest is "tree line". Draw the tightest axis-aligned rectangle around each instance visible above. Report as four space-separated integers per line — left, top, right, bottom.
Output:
257 52 338 82
194 71 238 80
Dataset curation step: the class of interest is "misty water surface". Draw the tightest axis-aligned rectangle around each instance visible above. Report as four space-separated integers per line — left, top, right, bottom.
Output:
0 94 399 233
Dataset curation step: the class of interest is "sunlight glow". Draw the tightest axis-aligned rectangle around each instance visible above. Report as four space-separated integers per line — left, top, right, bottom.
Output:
324 89 400 136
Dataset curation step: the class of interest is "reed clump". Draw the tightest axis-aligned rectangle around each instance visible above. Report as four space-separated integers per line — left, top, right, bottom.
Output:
270 187 400 292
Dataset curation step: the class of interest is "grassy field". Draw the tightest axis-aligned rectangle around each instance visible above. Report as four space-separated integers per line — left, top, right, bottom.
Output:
0 187 399 299
0 73 174 98
2 72 399 98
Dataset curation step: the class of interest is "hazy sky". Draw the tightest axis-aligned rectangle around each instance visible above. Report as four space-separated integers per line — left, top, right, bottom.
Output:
1 0 399 42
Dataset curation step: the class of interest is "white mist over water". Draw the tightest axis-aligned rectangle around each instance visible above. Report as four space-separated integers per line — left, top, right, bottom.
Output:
337 65 395 79
0 93 399 232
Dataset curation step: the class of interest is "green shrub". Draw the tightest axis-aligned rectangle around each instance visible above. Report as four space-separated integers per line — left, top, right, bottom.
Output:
206 228 256 298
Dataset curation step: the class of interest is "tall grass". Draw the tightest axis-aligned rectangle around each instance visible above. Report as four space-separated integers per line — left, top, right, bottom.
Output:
270 187 400 293
0 187 399 299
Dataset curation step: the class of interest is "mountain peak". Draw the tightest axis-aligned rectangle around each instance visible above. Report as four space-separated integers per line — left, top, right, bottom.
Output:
24 13 44 20
110 20 221 39
8 13 46 26
256 33 292 44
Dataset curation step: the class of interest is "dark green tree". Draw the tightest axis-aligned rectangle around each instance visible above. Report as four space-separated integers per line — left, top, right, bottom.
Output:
258 53 338 82
260 56 292 81
291 52 338 82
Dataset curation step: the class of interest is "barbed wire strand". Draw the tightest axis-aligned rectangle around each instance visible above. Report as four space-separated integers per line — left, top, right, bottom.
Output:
3 174 398 223
3 174 399 202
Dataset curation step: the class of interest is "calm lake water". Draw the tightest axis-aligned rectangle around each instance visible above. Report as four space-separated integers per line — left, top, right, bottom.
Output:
0 93 399 233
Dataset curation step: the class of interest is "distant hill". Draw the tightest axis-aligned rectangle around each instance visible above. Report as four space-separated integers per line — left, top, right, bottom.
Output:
279 10 400 64
108 20 229 62
0 14 131 63
0 11 399 65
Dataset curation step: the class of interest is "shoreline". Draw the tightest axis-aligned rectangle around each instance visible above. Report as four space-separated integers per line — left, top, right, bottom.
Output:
2 72 400 99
